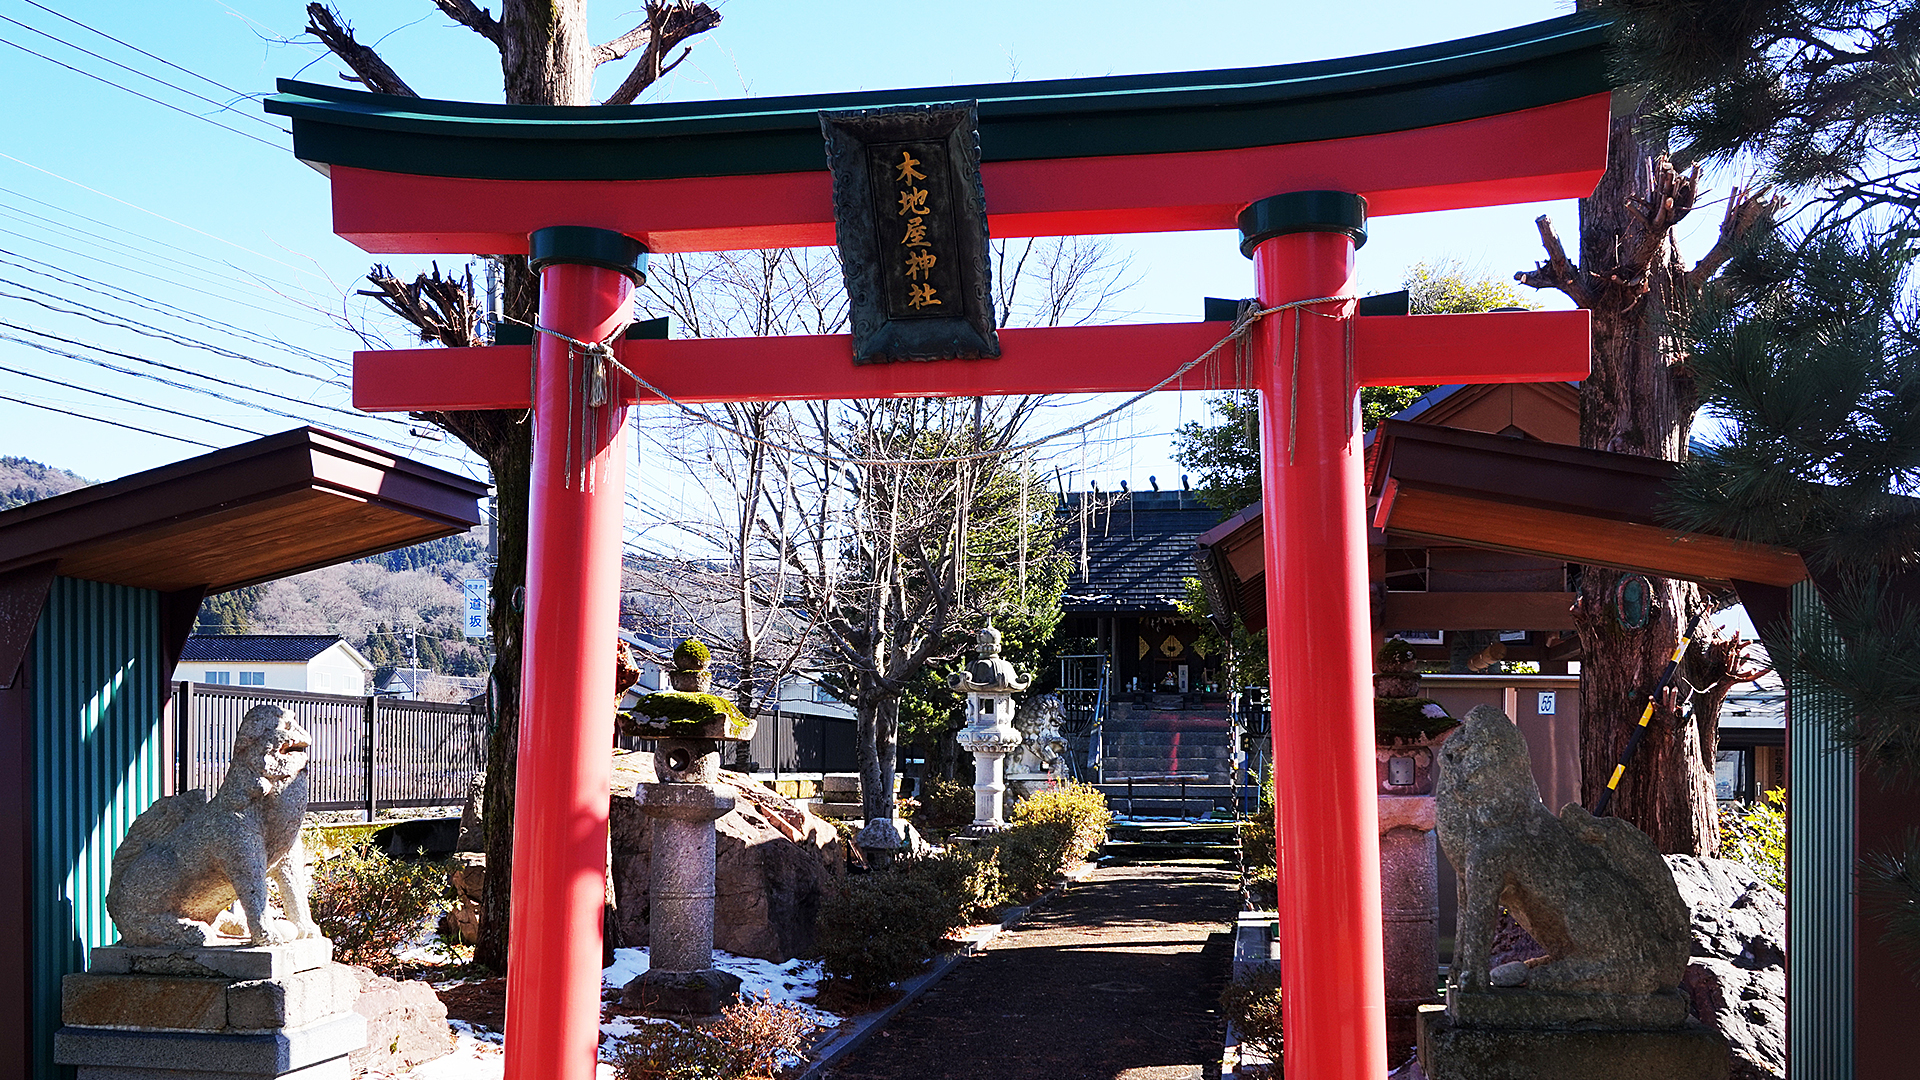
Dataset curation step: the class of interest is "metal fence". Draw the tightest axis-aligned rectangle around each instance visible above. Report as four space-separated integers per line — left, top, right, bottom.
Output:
173 681 488 816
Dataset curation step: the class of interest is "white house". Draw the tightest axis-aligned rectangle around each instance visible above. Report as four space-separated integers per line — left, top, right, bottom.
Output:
178 634 375 696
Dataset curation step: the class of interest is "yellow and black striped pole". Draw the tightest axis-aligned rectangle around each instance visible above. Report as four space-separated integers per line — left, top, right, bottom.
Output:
1593 608 1705 817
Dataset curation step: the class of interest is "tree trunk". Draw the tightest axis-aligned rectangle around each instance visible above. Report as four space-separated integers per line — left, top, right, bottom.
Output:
1573 102 1716 856
500 0 593 106
857 693 900 824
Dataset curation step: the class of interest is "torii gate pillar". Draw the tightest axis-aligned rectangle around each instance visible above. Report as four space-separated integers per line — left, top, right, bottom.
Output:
503 227 646 1080
1247 192 1387 1078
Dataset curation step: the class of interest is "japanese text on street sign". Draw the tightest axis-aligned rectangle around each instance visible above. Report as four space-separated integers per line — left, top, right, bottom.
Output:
464 579 488 638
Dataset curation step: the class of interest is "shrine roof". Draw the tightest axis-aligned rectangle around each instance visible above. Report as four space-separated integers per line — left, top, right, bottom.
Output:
266 14 1608 182
1060 490 1222 616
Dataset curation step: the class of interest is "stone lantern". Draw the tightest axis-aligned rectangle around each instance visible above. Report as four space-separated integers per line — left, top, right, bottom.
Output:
949 622 1031 834
617 639 756 1016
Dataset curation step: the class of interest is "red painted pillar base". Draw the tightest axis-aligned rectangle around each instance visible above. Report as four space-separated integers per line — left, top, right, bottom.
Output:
1245 192 1387 1078
503 227 647 1080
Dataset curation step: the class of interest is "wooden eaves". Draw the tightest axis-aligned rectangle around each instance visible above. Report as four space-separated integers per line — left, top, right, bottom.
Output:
0 426 487 595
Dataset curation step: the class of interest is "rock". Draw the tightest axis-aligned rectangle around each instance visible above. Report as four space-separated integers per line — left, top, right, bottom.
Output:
347 965 452 1075
1666 855 1786 1080
609 751 844 963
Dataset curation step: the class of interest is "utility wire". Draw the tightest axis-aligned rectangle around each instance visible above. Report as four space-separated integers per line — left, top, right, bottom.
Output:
0 182 323 302
0 231 343 344
0 14 286 133
22 0 263 101
0 320 402 428
0 152 328 284
0 327 480 471
0 249 344 373
0 360 266 437
0 390 215 448
0 36 285 150
0 278 348 386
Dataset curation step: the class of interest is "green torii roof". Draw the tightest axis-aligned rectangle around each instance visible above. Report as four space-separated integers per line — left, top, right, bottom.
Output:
266 13 1609 182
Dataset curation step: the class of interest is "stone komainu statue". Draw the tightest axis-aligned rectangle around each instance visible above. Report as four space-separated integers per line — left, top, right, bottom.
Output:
106 704 323 947
1436 704 1690 995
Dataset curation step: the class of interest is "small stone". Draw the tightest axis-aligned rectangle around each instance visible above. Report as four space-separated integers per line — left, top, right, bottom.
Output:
347 966 452 1075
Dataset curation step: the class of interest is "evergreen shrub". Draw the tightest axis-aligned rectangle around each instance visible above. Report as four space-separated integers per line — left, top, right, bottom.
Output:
305 834 449 973
609 995 818 1080
1008 780 1111 864
914 777 977 830
1221 965 1284 1064
815 864 962 993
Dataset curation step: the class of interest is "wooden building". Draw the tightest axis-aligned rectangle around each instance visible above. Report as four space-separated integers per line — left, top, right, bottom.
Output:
0 428 485 1079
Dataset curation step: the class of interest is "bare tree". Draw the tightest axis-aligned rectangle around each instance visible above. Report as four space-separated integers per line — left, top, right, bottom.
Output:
632 240 1121 834
304 0 721 972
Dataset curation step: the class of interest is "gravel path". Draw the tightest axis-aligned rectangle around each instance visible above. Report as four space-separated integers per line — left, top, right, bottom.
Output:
824 863 1239 1080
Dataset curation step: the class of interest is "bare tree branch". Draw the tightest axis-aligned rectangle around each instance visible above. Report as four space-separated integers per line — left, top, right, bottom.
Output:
431 0 501 47
305 4 419 97
591 23 653 66
1687 185 1786 292
1515 214 1592 308
600 1 721 106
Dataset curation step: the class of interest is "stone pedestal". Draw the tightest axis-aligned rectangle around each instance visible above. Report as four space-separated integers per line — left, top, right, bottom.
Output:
55 940 364 1080
1418 1005 1729 1080
622 780 742 1016
1377 739 1443 1064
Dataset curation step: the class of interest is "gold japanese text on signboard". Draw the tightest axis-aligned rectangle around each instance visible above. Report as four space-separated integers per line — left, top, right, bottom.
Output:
821 102 999 364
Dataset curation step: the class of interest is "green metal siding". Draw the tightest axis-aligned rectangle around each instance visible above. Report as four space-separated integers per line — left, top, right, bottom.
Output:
1788 579 1854 1079
29 577 165 1080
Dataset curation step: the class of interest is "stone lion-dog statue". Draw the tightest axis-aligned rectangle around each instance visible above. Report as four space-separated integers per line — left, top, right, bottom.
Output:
106 704 323 947
1436 705 1689 995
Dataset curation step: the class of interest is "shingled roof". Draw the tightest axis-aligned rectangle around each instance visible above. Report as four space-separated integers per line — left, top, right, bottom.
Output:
1060 490 1220 615
179 634 346 663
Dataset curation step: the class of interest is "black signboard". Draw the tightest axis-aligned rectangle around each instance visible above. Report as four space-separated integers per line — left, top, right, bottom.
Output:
821 102 999 364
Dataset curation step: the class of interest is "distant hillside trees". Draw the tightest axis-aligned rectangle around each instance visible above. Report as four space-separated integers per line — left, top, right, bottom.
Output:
0 456 89 510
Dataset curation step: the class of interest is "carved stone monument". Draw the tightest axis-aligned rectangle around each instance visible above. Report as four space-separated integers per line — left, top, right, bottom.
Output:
57 704 366 1080
1418 704 1727 1080
618 640 757 1016
949 623 1030 834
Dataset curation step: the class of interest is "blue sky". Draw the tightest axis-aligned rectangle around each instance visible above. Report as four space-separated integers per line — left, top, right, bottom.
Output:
0 0 1741 560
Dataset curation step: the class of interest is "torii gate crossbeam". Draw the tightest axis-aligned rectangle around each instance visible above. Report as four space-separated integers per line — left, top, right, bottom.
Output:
267 16 1611 1079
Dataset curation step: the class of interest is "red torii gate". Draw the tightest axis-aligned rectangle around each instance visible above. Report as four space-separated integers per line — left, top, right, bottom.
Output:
269 16 1610 1079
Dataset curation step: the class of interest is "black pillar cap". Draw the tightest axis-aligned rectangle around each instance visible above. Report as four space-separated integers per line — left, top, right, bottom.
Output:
528 225 650 283
1237 191 1368 258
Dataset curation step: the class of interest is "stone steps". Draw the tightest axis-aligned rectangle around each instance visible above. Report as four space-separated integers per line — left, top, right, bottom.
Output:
1099 820 1240 866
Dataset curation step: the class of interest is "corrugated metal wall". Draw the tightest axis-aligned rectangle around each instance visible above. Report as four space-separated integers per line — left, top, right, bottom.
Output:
29 577 164 1080
1788 579 1854 1079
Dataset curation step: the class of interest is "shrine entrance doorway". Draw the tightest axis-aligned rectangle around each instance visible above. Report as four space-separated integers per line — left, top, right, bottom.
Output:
268 15 1610 1079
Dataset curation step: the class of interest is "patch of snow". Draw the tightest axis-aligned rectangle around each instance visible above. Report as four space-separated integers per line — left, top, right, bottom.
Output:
603 947 841 1026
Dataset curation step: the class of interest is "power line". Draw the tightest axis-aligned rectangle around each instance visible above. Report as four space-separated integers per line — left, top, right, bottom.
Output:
22 0 263 101
0 320 400 428
0 13 286 133
0 248 344 373
0 277 349 386
0 151 329 284
0 325 481 471
0 229 343 339
0 390 215 448
0 360 266 437
0 35 285 150
0 185 330 308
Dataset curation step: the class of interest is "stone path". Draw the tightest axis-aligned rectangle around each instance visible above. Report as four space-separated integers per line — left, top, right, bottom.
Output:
825 864 1238 1080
